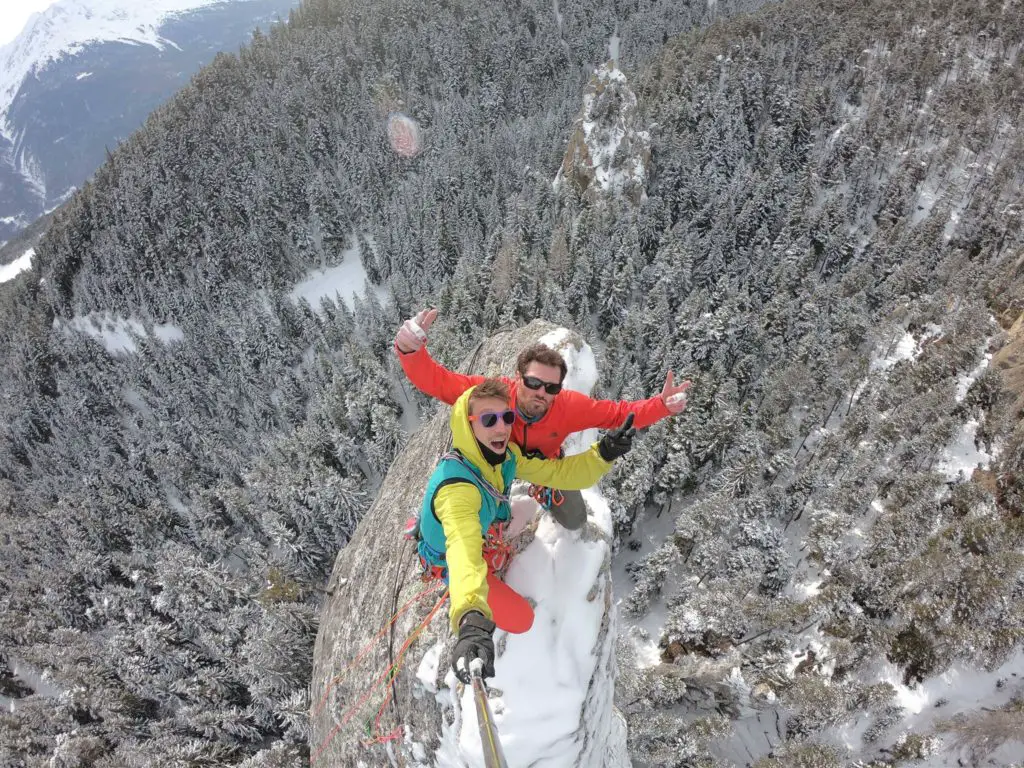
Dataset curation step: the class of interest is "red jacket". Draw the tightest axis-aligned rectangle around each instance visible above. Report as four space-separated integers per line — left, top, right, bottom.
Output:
396 345 671 459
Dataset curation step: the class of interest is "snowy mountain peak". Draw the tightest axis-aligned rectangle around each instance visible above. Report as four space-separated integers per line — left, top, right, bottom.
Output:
0 0 259 129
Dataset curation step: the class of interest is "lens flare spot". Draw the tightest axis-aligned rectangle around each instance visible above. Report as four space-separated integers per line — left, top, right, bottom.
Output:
387 113 422 158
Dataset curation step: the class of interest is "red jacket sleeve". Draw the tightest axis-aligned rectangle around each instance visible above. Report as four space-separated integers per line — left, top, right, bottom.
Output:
557 388 672 432
395 345 484 405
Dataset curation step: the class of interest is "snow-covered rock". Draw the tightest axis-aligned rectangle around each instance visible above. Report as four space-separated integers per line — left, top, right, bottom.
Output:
555 62 651 206
0 247 33 284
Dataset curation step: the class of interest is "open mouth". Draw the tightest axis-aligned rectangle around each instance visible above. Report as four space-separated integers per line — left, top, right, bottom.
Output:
489 438 507 451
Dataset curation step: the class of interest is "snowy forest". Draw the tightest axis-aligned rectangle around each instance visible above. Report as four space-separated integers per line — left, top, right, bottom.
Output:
2 0 1023 764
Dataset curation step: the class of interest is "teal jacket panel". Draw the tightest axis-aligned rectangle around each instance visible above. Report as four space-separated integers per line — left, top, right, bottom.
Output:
417 451 516 569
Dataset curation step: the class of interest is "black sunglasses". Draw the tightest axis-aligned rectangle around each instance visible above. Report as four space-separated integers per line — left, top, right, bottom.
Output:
522 375 562 396
469 409 516 428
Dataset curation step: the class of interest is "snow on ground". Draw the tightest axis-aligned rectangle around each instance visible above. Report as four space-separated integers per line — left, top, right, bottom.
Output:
289 239 386 312
416 640 444 694
438 513 612 767
551 0 563 30
718 327 1009 764
58 312 184 353
539 327 601 457
0 657 63 713
549 0 571 59
545 319 661 693
954 349 992 403
1 213 30 228
937 349 995 481
868 324 939 372
835 650 1024 764
428 333 627 767
912 177 942 226
607 26 620 65
14 148 46 200
0 246 32 283
794 323 941 471
46 185 77 213
609 492 679 668
935 416 993 482
797 334 1007 762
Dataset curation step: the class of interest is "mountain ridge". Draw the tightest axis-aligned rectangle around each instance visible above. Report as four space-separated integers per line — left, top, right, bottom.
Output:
0 0 297 244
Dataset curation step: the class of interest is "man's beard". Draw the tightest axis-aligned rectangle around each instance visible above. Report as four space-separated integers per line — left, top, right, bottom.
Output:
519 400 548 419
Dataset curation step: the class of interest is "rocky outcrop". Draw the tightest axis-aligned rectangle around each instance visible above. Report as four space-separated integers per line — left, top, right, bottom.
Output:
556 63 651 206
310 321 627 767
993 310 1024 418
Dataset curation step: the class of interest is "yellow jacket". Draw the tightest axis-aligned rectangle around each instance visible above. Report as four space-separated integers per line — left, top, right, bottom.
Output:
436 387 613 631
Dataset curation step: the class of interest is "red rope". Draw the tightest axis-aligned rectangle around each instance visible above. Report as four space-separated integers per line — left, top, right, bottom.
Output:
311 581 443 720
366 589 449 744
310 588 449 764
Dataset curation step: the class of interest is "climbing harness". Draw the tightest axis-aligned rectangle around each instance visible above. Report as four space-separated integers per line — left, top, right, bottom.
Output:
405 448 515 581
405 513 514 581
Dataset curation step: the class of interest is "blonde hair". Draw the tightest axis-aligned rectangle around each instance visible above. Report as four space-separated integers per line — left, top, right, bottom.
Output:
468 379 510 411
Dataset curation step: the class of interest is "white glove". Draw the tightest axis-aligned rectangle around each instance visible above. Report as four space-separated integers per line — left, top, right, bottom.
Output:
395 308 437 353
666 392 688 408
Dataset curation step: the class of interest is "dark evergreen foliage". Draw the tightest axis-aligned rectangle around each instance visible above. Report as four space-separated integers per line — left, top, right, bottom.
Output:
1 0 763 764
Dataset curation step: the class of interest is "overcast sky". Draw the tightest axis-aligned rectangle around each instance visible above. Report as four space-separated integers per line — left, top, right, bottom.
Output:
0 1 55 48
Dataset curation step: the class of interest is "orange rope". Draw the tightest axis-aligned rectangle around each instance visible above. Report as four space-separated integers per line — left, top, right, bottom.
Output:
310 588 449 764
311 581 443 720
366 589 449 743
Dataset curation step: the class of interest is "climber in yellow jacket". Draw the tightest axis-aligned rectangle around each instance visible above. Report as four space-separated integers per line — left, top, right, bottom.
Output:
413 378 636 683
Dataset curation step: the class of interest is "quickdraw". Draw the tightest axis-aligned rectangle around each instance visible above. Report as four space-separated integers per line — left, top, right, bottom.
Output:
482 521 513 574
528 483 564 510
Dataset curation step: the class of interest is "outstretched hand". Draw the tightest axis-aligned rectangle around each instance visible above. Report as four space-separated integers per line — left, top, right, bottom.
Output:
598 413 636 462
395 308 438 353
660 371 692 414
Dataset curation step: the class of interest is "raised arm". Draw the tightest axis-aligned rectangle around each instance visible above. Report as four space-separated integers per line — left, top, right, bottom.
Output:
435 483 492 631
394 308 484 405
559 371 692 431
514 414 637 489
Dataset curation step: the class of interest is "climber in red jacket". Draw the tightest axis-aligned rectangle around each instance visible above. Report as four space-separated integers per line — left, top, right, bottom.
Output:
394 308 690 530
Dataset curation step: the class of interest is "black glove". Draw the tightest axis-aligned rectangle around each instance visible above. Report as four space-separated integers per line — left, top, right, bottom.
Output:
598 413 636 461
451 611 496 684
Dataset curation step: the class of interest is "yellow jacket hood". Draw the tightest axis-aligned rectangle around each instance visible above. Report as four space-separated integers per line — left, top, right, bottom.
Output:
449 387 509 493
